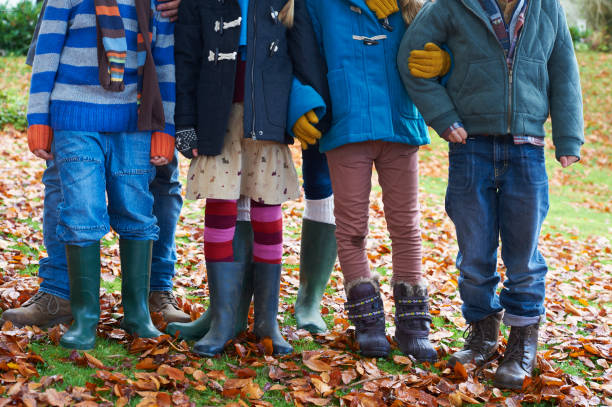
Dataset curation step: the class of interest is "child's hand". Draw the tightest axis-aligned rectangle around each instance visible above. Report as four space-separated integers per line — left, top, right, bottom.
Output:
33 149 53 160
559 156 579 168
151 156 169 166
157 0 181 21
446 127 468 144
293 110 322 150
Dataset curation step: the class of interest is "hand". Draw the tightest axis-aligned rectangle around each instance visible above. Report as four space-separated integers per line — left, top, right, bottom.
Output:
33 149 53 160
157 0 181 21
444 127 468 144
559 155 579 168
293 110 322 150
408 42 451 79
151 156 169 166
176 128 198 159
365 0 399 19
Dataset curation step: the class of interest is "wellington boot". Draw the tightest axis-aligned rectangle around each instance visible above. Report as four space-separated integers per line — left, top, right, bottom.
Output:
166 221 254 339
193 262 246 356
253 263 293 355
119 240 163 338
295 219 337 333
60 243 101 350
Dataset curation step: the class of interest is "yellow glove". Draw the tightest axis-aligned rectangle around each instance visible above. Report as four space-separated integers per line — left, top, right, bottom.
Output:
292 110 322 150
408 42 451 79
365 0 399 19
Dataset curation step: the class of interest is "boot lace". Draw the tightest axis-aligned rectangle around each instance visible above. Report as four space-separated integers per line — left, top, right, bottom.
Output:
504 326 528 363
463 323 487 353
23 291 48 307
156 291 179 309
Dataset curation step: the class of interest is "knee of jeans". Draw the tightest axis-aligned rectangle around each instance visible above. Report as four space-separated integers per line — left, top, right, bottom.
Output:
57 223 108 245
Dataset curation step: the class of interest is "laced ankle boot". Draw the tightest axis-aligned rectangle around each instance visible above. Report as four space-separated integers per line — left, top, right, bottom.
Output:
345 278 390 358
393 280 437 362
448 311 502 368
494 323 540 389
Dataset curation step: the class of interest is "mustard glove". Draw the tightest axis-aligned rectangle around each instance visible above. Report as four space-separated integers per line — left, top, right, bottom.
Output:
408 42 451 79
365 0 399 19
293 110 322 150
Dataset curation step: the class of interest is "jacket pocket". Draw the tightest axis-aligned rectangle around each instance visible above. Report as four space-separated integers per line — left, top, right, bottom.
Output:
514 57 549 119
326 68 350 124
454 58 505 116
262 68 292 129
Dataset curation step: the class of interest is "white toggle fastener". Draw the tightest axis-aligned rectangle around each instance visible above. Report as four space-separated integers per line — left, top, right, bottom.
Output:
352 35 388 42
214 17 242 32
208 50 237 62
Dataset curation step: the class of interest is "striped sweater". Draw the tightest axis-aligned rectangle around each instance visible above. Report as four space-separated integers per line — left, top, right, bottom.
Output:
26 0 175 159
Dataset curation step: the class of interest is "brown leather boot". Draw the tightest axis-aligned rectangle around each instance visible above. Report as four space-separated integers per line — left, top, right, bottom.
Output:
0 291 72 329
149 291 191 324
448 311 502 368
494 323 540 389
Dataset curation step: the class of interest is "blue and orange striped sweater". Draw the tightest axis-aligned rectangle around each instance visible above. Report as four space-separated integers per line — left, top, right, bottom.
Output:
26 0 175 159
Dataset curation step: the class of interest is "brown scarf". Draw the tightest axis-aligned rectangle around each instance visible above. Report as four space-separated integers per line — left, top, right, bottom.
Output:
96 0 165 131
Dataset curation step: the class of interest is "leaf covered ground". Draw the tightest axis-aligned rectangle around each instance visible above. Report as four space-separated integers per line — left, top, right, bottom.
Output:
0 52 610 406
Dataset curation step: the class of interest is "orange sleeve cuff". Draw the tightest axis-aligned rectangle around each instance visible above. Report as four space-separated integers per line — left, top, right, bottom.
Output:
151 132 175 161
27 125 53 153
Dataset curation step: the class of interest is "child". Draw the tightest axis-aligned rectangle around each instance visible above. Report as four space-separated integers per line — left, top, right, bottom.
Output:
166 0 328 356
398 0 583 388
27 0 175 350
303 0 437 361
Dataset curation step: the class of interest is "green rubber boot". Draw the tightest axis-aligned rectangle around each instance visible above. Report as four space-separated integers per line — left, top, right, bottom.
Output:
192 262 246 356
166 221 254 340
295 219 337 333
60 243 101 350
119 240 163 338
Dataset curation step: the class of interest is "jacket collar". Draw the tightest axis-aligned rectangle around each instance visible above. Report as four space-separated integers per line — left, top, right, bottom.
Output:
458 0 496 35
344 0 380 24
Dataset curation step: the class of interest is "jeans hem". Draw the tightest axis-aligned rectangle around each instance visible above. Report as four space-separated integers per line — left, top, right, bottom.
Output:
39 286 71 301
503 312 544 327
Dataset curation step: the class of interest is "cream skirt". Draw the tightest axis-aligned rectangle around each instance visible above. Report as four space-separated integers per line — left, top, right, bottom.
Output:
186 103 300 205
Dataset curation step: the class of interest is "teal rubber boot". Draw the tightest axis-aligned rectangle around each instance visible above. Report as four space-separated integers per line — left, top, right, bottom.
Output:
60 243 101 350
119 240 163 338
253 262 293 355
192 262 246 356
295 219 337 333
166 221 254 339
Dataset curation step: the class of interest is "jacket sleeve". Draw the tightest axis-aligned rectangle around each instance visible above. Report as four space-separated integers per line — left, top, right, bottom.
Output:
174 0 202 129
287 77 326 137
397 1 461 137
26 0 71 153
286 0 332 134
548 2 584 160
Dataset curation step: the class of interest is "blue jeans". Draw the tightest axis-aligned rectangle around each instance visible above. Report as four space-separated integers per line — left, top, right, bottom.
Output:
302 144 333 200
445 135 549 327
39 132 182 299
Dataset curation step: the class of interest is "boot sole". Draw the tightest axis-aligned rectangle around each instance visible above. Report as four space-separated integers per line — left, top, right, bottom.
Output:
59 339 95 351
1 316 73 330
360 349 391 358
493 377 525 390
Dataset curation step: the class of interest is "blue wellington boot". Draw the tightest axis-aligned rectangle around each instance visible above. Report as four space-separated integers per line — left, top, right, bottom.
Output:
192 261 246 356
166 221 254 340
253 262 293 355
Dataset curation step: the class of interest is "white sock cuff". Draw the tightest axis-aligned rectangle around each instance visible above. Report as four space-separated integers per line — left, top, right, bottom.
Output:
237 196 251 221
303 196 335 225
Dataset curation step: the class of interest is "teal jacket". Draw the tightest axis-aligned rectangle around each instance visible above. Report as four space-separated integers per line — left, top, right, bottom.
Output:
306 0 429 153
397 0 584 159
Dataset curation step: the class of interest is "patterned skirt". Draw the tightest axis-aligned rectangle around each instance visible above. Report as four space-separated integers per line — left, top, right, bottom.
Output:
186 103 300 205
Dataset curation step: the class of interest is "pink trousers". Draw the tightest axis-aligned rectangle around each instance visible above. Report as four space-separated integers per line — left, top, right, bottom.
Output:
326 141 423 286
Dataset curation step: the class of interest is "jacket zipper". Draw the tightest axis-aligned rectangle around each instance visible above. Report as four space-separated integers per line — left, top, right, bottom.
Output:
250 0 257 140
460 0 529 134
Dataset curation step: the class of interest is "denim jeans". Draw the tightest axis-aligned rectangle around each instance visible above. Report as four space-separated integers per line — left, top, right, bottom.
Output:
445 135 549 327
39 132 182 299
